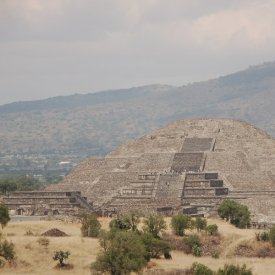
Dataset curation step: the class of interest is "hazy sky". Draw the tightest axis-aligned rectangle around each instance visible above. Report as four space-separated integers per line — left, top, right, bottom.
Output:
1 0 275 105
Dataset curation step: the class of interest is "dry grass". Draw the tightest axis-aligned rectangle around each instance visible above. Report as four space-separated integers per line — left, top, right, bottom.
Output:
0 218 109 275
0 217 275 275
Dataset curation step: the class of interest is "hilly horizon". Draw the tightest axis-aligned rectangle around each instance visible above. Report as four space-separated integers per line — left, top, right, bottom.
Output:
0 61 275 159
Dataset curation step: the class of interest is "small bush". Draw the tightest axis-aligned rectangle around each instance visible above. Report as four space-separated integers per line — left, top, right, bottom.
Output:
255 231 269 242
183 234 201 254
192 245 202 257
0 204 10 229
123 210 142 232
0 240 15 262
206 224 218 235
218 199 250 228
164 250 172 259
143 215 167 238
194 217 207 232
269 225 275 246
81 213 101 237
171 214 191 236
53 250 70 267
191 262 214 275
109 217 131 231
92 231 147 275
217 263 252 275
141 233 171 260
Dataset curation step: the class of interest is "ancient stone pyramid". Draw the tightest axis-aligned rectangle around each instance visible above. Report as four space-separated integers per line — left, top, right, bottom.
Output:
48 118 275 222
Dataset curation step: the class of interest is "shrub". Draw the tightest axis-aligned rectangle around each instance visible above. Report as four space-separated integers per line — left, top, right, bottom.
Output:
0 204 10 229
109 217 131 231
191 262 214 275
81 213 101 237
269 225 275 246
53 250 70 267
183 234 201 254
255 231 269 242
143 215 167 238
92 231 147 275
0 240 15 262
123 210 142 232
218 199 250 228
171 214 191 236
194 217 207 232
164 250 172 259
141 233 171 260
232 205 251 228
206 224 218 235
192 244 202 257
217 263 253 275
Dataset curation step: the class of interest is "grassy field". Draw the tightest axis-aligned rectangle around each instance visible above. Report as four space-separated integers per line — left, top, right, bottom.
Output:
1 217 275 274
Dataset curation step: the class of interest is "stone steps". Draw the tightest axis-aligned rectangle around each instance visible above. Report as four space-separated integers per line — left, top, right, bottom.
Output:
181 138 214 152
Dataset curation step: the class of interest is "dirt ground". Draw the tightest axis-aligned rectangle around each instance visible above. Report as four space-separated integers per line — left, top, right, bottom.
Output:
1 217 275 275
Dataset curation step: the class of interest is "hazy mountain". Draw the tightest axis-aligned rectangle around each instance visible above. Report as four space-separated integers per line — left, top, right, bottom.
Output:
0 62 275 158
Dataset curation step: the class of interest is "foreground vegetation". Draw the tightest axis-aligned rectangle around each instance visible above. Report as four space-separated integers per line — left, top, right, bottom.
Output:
1 215 275 274
0 201 273 274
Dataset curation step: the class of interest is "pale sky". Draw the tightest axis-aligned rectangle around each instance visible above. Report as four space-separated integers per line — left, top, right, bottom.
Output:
1 0 275 105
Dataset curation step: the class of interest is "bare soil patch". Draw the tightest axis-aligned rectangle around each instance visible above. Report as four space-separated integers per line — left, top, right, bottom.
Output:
41 228 69 237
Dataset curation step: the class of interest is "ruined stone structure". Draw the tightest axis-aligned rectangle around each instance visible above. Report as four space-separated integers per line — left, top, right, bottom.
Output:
4 191 92 216
5 119 275 222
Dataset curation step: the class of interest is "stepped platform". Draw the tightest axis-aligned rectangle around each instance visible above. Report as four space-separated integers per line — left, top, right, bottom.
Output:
181 138 214 152
181 171 228 216
3 191 92 216
171 153 205 172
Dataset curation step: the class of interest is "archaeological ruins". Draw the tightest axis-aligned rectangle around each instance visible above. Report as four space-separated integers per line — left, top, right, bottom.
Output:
4 119 275 224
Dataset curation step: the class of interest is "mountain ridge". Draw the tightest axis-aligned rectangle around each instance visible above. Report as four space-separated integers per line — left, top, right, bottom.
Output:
0 61 274 158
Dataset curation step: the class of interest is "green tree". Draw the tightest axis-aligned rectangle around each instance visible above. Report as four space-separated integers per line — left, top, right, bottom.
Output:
183 234 201 254
171 213 191 236
16 175 40 191
269 225 275 246
53 250 70 267
218 199 250 228
109 217 131 231
141 233 171 260
218 199 238 222
0 179 17 195
194 217 207 232
123 210 141 232
0 239 15 262
206 224 218 235
231 205 251 228
92 231 147 275
143 215 167 238
80 213 101 237
0 204 10 229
